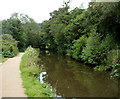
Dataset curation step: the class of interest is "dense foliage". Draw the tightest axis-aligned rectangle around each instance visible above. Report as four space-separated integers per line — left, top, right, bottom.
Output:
0 34 18 58
2 2 120 77
38 2 120 77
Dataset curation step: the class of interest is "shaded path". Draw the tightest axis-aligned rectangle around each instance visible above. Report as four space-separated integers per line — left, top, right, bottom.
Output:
0 53 27 97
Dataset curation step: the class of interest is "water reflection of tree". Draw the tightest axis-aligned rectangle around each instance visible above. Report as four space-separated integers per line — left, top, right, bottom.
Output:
38 51 118 97
71 64 118 97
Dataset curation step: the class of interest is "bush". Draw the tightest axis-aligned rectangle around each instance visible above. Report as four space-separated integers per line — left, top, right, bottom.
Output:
96 48 120 78
1 34 19 58
81 29 101 64
21 46 40 76
71 35 87 60
107 49 120 77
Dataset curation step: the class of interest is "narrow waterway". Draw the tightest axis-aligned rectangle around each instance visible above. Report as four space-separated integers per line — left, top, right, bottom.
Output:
38 51 118 97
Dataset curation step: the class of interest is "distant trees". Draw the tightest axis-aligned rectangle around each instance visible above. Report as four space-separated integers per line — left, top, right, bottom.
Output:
2 14 27 51
2 13 40 51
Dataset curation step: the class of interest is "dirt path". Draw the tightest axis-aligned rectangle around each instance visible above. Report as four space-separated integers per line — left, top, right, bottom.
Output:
0 53 27 98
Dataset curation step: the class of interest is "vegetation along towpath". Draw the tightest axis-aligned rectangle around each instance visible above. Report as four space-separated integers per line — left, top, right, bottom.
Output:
0 53 27 97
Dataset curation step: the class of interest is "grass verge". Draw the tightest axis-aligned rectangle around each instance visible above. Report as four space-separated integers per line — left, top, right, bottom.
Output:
20 46 54 97
0 58 9 63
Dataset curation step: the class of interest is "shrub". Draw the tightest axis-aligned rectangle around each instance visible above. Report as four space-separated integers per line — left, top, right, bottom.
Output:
81 30 101 64
21 46 40 76
106 49 120 77
71 35 87 60
1 34 19 58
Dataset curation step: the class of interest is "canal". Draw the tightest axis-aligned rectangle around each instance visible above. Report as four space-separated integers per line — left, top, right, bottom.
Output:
38 51 118 97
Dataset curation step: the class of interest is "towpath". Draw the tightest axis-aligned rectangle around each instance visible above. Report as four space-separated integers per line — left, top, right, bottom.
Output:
0 53 27 98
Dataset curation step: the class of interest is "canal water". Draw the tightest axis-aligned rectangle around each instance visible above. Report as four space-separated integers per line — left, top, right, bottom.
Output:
38 51 119 97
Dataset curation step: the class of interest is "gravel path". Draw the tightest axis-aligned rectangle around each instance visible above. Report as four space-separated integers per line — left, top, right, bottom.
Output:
0 53 27 98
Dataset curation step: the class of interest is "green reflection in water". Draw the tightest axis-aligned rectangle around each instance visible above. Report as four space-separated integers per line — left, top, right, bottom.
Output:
38 51 118 97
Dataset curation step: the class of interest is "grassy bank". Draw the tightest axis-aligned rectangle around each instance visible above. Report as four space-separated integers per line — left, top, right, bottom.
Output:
20 46 54 97
0 58 8 63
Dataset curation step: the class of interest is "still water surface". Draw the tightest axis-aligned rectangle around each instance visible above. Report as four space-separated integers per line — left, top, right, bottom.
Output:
38 51 118 97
